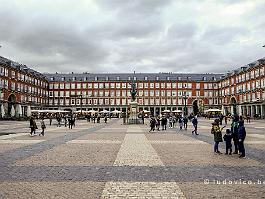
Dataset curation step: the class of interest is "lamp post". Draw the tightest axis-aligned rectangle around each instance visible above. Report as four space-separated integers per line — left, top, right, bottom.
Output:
183 93 188 117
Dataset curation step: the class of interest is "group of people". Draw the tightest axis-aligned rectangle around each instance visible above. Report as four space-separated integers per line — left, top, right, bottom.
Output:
211 115 246 158
29 117 46 136
149 114 198 135
86 114 108 124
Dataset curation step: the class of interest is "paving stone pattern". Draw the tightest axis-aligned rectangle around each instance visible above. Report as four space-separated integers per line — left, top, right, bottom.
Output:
0 118 264 198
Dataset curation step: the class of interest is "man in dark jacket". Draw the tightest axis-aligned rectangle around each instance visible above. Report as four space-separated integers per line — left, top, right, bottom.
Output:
231 115 239 154
161 116 167 130
238 120 246 158
192 116 198 135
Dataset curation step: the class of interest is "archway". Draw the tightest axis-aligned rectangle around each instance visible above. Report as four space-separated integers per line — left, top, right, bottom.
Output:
230 97 237 115
8 94 16 116
193 100 199 116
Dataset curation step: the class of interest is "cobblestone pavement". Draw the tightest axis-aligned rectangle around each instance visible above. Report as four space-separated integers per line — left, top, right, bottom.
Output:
0 118 264 198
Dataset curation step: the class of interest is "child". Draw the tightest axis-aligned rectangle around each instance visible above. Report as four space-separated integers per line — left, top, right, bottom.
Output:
223 129 232 155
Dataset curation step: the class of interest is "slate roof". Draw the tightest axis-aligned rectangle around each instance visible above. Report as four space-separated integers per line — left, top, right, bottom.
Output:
0 56 48 80
44 72 224 82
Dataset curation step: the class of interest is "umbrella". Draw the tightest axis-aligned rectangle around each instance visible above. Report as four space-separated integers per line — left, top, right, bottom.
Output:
26 106 32 117
11 105 15 117
205 108 222 112
87 110 98 113
172 110 182 113
100 110 109 113
143 110 150 113
111 110 122 114
1 104 5 118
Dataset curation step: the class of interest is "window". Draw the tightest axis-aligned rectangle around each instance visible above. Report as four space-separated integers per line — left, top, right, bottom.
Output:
144 77 148 80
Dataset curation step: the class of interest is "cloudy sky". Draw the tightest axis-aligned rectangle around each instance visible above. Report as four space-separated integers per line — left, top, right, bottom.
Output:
0 0 264 74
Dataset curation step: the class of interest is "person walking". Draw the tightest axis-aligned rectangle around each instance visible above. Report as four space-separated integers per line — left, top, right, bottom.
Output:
178 116 183 131
238 120 246 158
29 117 37 136
183 116 188 130
161 116 167 130
169 116 173 128
149 117 156 132
155 116 160 131
211 119 225 154
39 118 46 136
49 116 52 126
104 115 108 123
246 114 251 123
231 115 239 154
191 116 198 135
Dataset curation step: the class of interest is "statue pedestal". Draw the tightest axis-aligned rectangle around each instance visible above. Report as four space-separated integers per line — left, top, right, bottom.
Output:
128 101 140 124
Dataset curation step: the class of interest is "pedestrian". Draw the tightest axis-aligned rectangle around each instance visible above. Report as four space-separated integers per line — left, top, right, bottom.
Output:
73 117 76 127
29 117 37 136
49 117 52 125
39 118 46 136
68 117 72 129
97 115 100 123
172 116 177 128
161 116 167 130
223 129 232 155
155 116 160 131
141 112 145 124
64 116 67 127
219 114 224 125
191 116 198 135
57 116 61 127
246 114 251 123
224 115 228 125
178 116 183 130
104 115 107 123
183 116 188 130
231 115 239 154
169 116 173 128
149 117 156 132
238 120 246 158
211 119 225 154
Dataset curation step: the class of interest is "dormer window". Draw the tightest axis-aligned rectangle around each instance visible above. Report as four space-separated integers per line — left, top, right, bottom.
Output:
167 77 170 80
95 76 98 81
106 76 109 81
203 77 206 81
72 77 76 81
156 76 159 80
50 77 54 81
117 76 120 80
144 76 148 80
61 77 65 81
178 77 182 80
133 76 137 80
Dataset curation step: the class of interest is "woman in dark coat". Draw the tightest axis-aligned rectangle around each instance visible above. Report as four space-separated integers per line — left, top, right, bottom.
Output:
29 117 37 136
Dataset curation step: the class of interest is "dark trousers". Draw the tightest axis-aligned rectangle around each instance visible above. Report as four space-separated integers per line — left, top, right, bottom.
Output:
214 141 220 152
238 140 245 156
192 124 198 134
41 128 45 136
226 144 232 154
233 137 239 153
162 124 167 130
30 127 35 135
184 123 187 130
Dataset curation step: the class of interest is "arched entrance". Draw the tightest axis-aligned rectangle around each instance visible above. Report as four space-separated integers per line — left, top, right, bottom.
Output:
193 100 199 116
230 97 237 115
8 94 16 116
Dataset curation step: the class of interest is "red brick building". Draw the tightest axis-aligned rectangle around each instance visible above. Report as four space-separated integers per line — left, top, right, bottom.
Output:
0 56 49 117
1 55 264 118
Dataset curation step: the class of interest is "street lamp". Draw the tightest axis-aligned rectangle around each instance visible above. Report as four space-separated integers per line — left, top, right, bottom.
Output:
183 93 188 117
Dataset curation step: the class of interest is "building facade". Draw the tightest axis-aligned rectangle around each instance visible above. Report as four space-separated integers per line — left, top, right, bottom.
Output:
0 55 264 118
220 58 265 117
0 56 49 117
45 73 222 116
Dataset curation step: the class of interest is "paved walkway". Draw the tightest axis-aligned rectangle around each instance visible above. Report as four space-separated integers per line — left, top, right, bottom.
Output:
0 118 264 198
